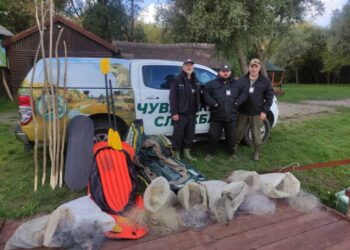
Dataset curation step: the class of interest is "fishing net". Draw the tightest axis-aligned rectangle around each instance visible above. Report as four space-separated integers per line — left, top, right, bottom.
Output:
201 180 248 224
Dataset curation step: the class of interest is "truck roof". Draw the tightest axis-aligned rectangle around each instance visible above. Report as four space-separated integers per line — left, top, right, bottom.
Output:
34 57 188 65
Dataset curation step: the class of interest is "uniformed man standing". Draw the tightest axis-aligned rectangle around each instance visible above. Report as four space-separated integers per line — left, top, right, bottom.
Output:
169 59 200 161
203 65 248 161
235 58 274 161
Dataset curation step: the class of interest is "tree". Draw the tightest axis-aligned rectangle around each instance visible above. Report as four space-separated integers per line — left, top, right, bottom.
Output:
82 0 129 42
271 23 327 83
0 0 36 33
53 0 85 17
140 22 166 43
157 0 324 75
124 0 143 41
55 0 146 42
322 2 350 83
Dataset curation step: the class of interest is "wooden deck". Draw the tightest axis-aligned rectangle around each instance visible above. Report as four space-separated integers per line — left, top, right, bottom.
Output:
1 203 350 250
102 204 350 250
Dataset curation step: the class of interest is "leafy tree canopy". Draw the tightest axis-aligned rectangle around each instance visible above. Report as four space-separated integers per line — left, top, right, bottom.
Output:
157 0 324 74
323 2 350 73
0 0 36 33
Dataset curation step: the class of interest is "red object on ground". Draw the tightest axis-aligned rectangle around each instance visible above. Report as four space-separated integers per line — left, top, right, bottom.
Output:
92 141 148 240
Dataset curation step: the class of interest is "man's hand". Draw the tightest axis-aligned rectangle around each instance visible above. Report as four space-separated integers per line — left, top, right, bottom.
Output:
260 112 266 121
214 103 218 107
172 114 180 121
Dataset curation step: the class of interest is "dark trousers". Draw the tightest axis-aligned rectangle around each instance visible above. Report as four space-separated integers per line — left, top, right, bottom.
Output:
172 114 196 151
207 119 237 155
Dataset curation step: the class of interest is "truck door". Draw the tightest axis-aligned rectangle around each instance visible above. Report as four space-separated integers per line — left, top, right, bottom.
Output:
134 61 217 136
135 62 181 135
193 67 217 133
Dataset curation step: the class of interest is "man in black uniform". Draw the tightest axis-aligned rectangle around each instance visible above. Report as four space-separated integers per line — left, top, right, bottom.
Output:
236 58 274 161
169 59 200 161
203 65 248 161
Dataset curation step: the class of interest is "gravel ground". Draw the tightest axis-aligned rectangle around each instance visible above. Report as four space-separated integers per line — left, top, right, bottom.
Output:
278 99 350 123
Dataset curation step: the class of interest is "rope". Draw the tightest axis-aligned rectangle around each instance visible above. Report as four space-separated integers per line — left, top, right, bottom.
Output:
260 158 350 174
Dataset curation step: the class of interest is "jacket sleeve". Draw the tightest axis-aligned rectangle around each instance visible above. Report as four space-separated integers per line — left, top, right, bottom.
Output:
262 78 274 114
235 80 248 108
169 78 178 116
203 83 217 107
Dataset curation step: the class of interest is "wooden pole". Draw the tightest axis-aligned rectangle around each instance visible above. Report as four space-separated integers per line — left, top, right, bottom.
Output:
30 43 41 192
54 27 64 188
47 0 58 189
1 69 14 102
59 40 68 188
35 0 49 186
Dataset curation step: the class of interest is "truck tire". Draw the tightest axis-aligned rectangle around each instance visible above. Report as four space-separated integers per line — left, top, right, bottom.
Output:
93 116 128 143
243 119 271 146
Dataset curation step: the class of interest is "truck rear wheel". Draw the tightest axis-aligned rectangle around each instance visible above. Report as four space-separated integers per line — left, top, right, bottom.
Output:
243 119 271 146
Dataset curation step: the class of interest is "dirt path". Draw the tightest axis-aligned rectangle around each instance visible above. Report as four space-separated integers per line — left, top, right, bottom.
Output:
278 99 350 123
0 112 18 126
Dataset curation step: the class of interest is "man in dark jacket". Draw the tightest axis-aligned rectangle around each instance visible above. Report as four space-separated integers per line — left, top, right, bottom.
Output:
236 58 274 161
203 65 248 161
169 59 200 161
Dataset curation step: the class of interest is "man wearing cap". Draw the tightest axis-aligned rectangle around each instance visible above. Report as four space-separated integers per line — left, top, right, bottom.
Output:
203 64 248 161
169 59 200 161
235 58 274 161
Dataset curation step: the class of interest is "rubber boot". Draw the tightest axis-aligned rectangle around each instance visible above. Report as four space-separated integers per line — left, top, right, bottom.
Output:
231 144 239 161
204 154 213 161
174 150 181 160
183 148 197 162
253 146 260 161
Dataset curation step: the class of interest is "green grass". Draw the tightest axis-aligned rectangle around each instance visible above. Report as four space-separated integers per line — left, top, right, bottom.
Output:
193 107 350 208
1 90 350 219
278 84 350 103
0 122 82 219
0 96 17 113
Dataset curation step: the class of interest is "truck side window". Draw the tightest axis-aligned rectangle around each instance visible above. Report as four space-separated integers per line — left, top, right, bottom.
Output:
194 68 217 85
142 65 181 89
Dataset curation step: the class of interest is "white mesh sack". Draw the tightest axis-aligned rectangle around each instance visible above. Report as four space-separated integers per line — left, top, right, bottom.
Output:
226 170 262 192
143 176 177 213
201 180 248 224
5 196 114 250
259 172 300 198
177 182 208 211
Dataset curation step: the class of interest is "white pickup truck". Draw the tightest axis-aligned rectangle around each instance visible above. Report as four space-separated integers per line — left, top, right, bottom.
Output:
16 58 278 146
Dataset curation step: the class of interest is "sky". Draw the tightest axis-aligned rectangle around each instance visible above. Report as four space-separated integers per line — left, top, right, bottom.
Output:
138 0 348 27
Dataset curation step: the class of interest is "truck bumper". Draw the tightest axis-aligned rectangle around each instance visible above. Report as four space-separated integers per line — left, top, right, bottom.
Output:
14 125 31 145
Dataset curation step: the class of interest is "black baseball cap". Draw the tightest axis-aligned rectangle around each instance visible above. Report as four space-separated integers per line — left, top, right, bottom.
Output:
220 64 231 71
183 59 194 65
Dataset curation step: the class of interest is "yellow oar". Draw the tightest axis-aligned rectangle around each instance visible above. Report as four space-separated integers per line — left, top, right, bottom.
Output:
100 59 122 150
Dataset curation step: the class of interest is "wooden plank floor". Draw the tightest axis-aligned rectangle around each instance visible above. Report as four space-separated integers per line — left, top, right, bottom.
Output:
102 204 350 250
1 203 350 250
